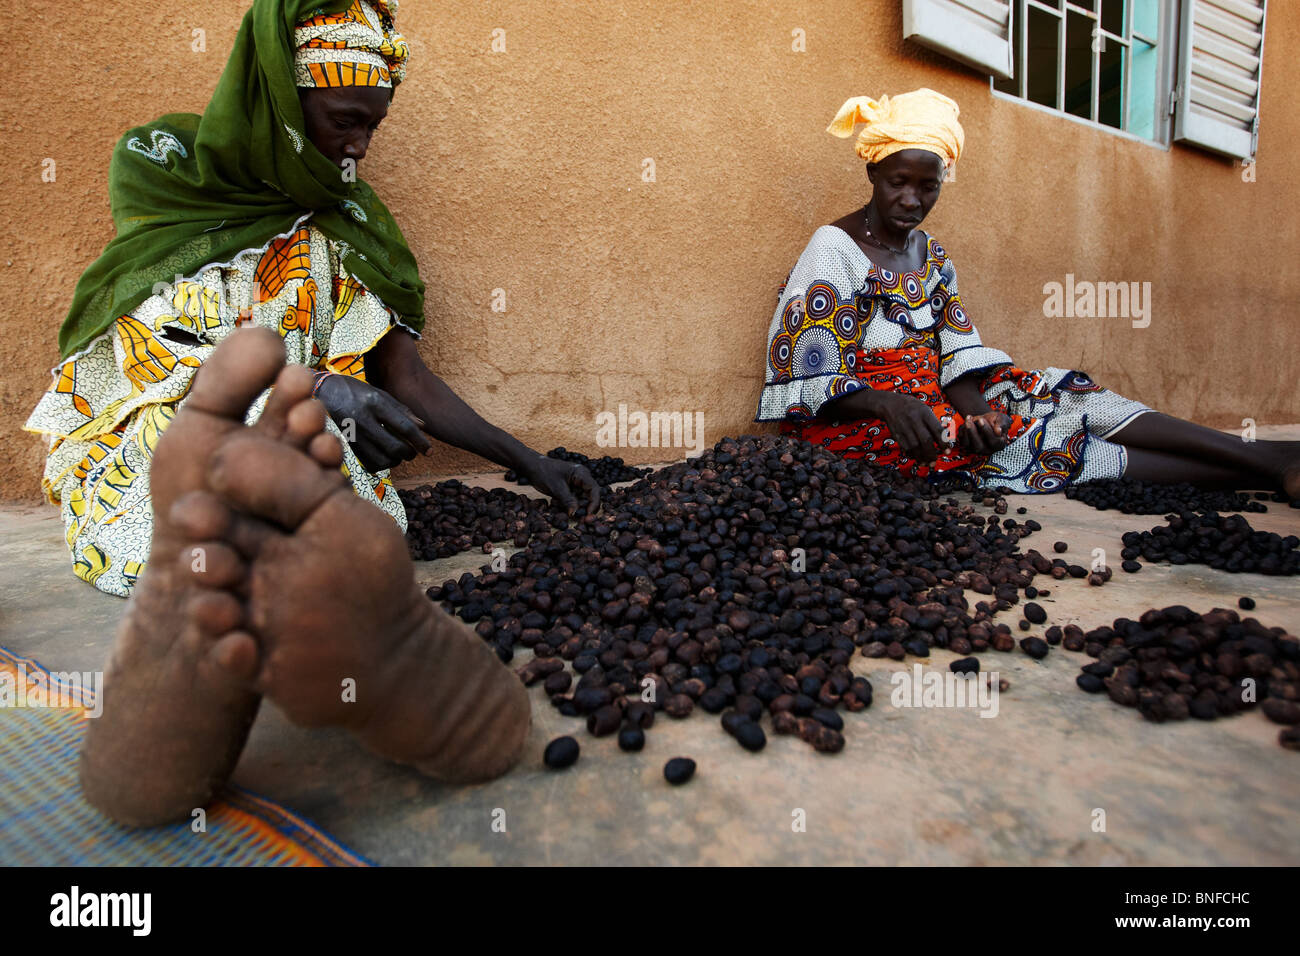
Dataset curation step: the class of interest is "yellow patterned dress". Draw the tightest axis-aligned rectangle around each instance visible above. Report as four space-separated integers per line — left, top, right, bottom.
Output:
25 219 409 596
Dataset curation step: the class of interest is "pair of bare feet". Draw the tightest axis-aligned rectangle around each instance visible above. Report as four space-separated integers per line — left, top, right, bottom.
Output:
80 329 531 827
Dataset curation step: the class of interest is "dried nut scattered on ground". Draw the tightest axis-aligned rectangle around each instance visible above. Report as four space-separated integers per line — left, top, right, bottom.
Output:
1066 479 1279 515
418 435 1066 758
406 435 1299 766
1121 513 1299 576
1070 605 1300 749
664 757 696 785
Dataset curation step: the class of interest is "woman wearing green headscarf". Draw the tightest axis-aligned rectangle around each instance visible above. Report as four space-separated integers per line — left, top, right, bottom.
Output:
24 0 598 596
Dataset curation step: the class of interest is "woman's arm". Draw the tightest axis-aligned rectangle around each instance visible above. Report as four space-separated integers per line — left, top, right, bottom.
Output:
932 257 1014 456
821 388 947 464
945 373 1011 455
945 374 993 418
367 328 599 509
368 328 534 469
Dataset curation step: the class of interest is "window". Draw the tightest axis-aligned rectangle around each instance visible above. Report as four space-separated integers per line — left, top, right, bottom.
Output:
993 1 1172 143
904 0 1269 160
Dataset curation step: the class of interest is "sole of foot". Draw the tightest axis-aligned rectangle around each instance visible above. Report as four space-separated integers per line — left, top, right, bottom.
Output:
79 328 328 826
170 339 532 784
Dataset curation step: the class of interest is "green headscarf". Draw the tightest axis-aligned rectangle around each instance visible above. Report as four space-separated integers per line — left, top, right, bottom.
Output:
57 0 425 359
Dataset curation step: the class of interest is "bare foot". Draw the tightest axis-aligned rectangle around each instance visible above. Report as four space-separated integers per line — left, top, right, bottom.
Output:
177 395 532 783
79 329 327 826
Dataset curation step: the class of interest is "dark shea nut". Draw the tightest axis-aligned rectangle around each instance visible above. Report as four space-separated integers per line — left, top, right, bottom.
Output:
543 670 573 696
810 707 845 731
1107 682 1138 707
950 656 980 674
1076 673 1105 693
624 700 655 728
587 705 621 736
772 711 800 735
1023 602 1047 625
664 757 696 785
720 711 751 737
664 694 694 718
1020 637 1049 659
698 687 730 713
811 726 846 753
734 721 767 752
1188 695 1219 720
617 725 646 751
573 686 612 714
791 693 816 716
543 735 580 769
768 693 796 714
1262 699 1300 725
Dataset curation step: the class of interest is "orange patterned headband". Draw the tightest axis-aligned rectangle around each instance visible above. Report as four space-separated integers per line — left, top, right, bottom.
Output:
294 0 410 89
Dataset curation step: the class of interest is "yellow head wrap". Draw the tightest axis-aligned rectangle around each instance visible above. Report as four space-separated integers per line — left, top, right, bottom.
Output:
294 0 410 89
827 88 964 172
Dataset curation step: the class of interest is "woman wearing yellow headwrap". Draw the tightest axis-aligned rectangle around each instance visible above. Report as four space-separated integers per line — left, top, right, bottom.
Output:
757 89 1300 495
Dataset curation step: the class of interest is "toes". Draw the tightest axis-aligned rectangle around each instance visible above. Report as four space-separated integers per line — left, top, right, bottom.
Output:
255 365 317 443
210 632 260 682
179 541 246 589
170 490 234 541
284 396 329 450
187 590 244 637
309 430 345 469
170 491 279 561
185 328 287 422
209 434 347 530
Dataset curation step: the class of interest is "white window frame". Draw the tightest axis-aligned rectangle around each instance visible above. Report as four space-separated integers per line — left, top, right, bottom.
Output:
989 0 1180 150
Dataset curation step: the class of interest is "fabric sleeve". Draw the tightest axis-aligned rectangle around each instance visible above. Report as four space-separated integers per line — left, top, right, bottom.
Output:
321 238 415 379
755 227 864 422
933 257 1013 388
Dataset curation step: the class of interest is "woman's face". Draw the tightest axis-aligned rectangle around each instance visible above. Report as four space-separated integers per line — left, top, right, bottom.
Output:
866 149 946 231
299 86 392 170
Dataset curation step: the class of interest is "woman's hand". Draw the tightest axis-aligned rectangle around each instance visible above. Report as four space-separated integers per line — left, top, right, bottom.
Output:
316 373 431 473
958 411 1013 456
519 454 601 512
874 391 947 464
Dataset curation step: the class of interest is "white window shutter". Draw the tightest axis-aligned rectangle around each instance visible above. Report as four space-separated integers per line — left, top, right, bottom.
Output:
902 0 1014 80
1174 0 1267 160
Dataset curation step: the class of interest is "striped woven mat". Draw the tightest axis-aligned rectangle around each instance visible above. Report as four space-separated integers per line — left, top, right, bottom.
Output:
0 645 371 866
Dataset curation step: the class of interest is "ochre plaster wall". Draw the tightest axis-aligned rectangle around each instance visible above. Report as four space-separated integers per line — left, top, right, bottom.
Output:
2 1 1297 502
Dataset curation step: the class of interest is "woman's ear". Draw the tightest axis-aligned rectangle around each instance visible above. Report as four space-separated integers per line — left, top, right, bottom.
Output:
865 163 878 185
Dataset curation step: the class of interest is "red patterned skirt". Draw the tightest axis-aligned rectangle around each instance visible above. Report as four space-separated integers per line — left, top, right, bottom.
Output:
782 346 1035 479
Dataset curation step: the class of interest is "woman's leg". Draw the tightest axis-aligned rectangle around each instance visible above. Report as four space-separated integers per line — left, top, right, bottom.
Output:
1108 412 1300 495
1123 447 1258 488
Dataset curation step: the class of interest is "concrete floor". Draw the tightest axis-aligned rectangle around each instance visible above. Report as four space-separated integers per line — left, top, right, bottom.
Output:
3 445 1299 865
